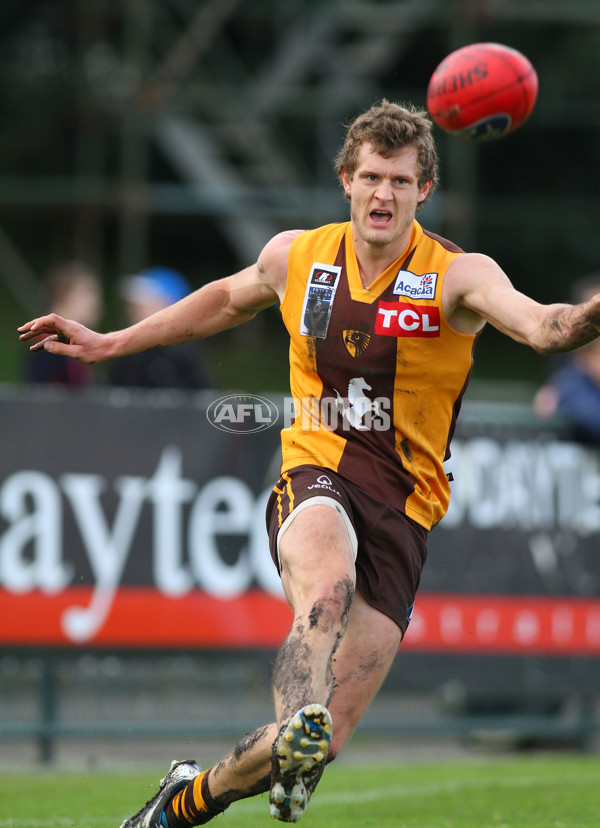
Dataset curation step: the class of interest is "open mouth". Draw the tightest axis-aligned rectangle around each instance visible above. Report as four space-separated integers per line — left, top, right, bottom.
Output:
369 209 392 226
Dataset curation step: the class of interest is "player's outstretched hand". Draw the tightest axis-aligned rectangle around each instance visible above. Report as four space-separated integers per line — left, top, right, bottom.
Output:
17 313 108 364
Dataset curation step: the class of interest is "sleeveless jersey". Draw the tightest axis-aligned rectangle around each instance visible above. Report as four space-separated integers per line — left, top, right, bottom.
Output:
278 219 477 531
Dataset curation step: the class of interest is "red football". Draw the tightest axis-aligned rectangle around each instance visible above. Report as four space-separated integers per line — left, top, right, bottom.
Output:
426 42 538 141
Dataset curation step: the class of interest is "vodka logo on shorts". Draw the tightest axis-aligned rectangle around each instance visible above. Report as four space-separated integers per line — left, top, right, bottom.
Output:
207 394 279 433
307 474 341 496
392 269 438 299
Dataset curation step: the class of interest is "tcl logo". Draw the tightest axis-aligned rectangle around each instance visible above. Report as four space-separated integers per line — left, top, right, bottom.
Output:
375 300 440 338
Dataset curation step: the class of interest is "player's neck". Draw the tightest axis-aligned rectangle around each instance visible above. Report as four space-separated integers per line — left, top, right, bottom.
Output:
353 235 410 289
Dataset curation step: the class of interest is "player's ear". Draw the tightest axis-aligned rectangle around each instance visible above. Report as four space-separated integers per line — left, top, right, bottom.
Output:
340 168 352 198
417 179 433 203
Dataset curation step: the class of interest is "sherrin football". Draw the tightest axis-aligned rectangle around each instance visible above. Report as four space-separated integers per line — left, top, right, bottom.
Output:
426 42 538 141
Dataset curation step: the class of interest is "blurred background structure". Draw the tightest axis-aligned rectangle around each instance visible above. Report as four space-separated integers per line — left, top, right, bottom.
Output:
2 0 600 766
1 0 600 389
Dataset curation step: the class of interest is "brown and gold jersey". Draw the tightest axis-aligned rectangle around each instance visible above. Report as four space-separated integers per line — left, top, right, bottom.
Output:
279 219 478 530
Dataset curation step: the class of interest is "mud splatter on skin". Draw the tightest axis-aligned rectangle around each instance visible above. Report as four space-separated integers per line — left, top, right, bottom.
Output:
336 578 354 637
233 725 271 761
213 774 271 808
333 651 387 690
273 628 313 718
308 604 322 628
543 308 569 349
543 306 599 352
309 580 355 708
548 311 565 333
209 725 272 806
308 578 354 632
274 581 354 718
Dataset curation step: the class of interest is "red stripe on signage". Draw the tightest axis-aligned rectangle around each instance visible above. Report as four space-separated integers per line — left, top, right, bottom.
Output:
1 589 600 652
0 587 293 648
403 594 600 655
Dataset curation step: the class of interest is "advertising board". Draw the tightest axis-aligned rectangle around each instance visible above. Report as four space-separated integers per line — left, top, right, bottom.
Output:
1 387 599 658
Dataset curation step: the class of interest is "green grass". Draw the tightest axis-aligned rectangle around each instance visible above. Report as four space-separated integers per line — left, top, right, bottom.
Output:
1 755 599 827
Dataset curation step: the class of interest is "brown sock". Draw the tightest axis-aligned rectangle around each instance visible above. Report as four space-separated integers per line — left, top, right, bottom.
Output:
163 770 225 827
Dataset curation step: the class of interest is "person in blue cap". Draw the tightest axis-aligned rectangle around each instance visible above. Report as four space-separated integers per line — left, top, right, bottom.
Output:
109 267 212 389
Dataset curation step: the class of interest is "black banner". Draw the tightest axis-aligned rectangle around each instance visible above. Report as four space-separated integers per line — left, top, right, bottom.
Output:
1 385 599 653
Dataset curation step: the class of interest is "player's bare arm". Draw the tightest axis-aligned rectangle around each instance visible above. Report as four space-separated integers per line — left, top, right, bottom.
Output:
18 230 299 365
443 252 600 354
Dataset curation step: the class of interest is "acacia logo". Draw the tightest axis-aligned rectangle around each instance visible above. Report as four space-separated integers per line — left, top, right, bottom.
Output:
206 394 280 433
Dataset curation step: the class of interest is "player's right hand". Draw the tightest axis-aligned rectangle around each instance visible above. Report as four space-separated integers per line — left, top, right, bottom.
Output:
17 313 108 364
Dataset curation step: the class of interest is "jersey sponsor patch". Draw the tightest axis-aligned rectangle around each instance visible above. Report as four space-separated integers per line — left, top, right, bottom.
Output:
375 300 440 338
392 269 438 299
300 262 342 339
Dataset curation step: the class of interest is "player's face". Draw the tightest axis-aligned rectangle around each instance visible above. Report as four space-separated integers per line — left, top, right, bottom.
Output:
341 142 431 253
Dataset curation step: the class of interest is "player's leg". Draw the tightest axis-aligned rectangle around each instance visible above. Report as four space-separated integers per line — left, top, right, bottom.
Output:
206 587 403 817
119 501 356 828
327 588 403 756
206 586 403 783
221 491 409 823
188 586 402 810
274 502 357 720
268 501 357 820
185 587 402 801
119 587 402 828
122 484 420 826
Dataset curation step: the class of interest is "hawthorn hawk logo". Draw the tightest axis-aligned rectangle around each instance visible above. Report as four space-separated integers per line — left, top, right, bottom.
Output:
343 330 370 357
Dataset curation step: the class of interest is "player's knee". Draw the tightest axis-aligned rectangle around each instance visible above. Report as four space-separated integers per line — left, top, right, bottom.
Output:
306 578 355 634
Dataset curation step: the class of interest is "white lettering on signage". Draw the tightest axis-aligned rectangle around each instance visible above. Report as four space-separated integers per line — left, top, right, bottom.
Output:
60 472 147 641
189 476 254 598
443 438 600 532
0 470 71 593
146 448 196 596
0 447 283 643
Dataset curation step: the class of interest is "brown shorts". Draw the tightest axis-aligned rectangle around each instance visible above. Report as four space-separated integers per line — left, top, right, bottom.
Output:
265 464 428 635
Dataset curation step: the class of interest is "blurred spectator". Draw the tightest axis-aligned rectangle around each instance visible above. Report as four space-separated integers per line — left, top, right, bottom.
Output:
533 273 600 443
25 260 102 386
109 266 212 390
